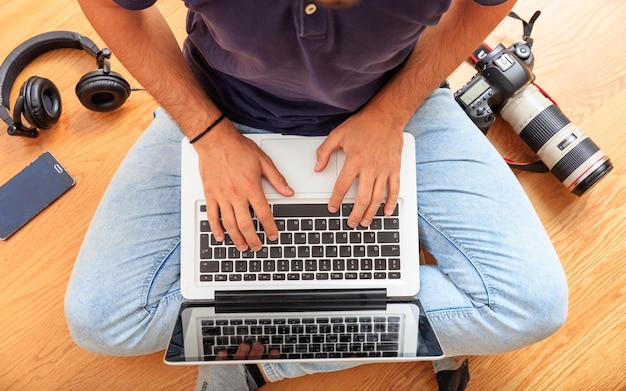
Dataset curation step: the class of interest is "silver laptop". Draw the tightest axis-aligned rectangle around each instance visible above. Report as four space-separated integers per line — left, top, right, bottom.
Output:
164 133 444 365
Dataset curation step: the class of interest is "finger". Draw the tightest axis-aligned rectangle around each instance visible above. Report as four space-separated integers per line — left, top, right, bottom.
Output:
268 348 281 359
255 159 286 242
315 132 341 173
260 157 294 198
205 200 224 242
219 205 248 251
384 171 401 216
215 350 229 360
248 341 266 360
358 176 388 227
233 204 263 251
328 161 359 215
347 173 376 228
250 197 278 243
234 342 252 360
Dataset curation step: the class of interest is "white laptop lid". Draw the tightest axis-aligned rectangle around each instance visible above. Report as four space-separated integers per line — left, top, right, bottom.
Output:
180 133 419 300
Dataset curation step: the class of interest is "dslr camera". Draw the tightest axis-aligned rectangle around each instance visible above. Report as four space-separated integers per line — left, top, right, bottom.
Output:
454 22 612 196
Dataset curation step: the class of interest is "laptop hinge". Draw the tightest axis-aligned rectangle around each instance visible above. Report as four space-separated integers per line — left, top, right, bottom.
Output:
214 289 387 313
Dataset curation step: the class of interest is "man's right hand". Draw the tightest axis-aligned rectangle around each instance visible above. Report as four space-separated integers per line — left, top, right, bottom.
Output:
193 120 294 252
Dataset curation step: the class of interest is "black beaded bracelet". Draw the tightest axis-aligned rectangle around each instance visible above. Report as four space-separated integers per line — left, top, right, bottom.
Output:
188 114 226 144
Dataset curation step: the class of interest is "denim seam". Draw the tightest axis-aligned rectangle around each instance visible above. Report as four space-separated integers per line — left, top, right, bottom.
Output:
418 211 495 310
426 304 489 321
140 239 182 315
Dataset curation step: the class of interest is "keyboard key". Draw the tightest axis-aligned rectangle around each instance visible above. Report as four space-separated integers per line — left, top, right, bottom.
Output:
200 220 211 232
287 219 299 231
361 259 373 270
214 247 227 259
328 219 341 230
277 260 289 271
389 259 400 270
280 232 292 244
384 218 400 229
274 204 339 217
378 232 400 243
305 260 317 271
291 259 304 271
250 260 262 272
270 247 282 258
200 261 219 273
322 232 334 244
370 219 383 230
333 259 345 271
263 260 275 272
372 258 385 270
381 245 400 256
347 259 359 270
336 232 348 243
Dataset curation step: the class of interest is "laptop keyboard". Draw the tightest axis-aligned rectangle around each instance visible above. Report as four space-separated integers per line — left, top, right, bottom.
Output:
198 203 402 283
200 313 402 360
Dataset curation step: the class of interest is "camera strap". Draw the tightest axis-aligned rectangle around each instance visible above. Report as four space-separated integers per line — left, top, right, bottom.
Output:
504 158 549 173
508 10 541 48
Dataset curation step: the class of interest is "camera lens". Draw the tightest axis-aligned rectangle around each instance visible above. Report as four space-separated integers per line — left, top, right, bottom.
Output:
500 84 612 196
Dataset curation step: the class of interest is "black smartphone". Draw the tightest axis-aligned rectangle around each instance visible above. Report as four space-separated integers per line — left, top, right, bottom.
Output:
0 151 75 240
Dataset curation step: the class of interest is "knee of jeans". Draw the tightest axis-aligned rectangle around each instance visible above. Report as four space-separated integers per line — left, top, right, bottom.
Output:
492 260 568 350
64 282 155 356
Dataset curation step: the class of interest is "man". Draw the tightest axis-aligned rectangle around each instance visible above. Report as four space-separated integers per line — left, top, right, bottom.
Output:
65 0 568 390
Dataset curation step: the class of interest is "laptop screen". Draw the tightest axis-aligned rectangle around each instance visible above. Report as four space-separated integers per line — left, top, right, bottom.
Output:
164 298 444 365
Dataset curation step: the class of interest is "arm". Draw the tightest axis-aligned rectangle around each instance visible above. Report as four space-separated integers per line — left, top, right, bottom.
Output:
78 0 293 251
316 0 516 227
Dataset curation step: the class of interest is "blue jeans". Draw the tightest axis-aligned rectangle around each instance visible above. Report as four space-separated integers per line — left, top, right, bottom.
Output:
65 88 567 382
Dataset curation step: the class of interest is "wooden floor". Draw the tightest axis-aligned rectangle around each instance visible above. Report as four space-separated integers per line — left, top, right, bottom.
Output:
1 1 624 390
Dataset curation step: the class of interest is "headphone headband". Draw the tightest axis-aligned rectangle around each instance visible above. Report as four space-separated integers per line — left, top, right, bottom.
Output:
0 31 102 127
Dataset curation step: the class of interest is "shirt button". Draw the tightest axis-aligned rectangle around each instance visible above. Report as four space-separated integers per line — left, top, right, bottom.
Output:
305 3 317 15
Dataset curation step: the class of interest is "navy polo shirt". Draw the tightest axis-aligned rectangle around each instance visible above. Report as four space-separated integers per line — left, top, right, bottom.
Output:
115 0 506 135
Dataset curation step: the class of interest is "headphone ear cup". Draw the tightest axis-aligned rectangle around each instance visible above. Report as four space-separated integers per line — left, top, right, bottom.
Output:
75 69 131 112
19 76 62 129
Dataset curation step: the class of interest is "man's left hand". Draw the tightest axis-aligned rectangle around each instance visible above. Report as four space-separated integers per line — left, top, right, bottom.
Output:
315 108 404 228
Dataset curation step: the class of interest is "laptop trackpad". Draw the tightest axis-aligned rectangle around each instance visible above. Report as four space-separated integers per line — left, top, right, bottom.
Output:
260 138 341 195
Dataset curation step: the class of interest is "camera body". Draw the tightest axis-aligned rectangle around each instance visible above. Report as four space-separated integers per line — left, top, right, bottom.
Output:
454 42 612 196
455 42 535 133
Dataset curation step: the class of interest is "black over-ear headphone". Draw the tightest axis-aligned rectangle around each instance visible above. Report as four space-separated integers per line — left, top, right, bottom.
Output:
0 31 131 138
